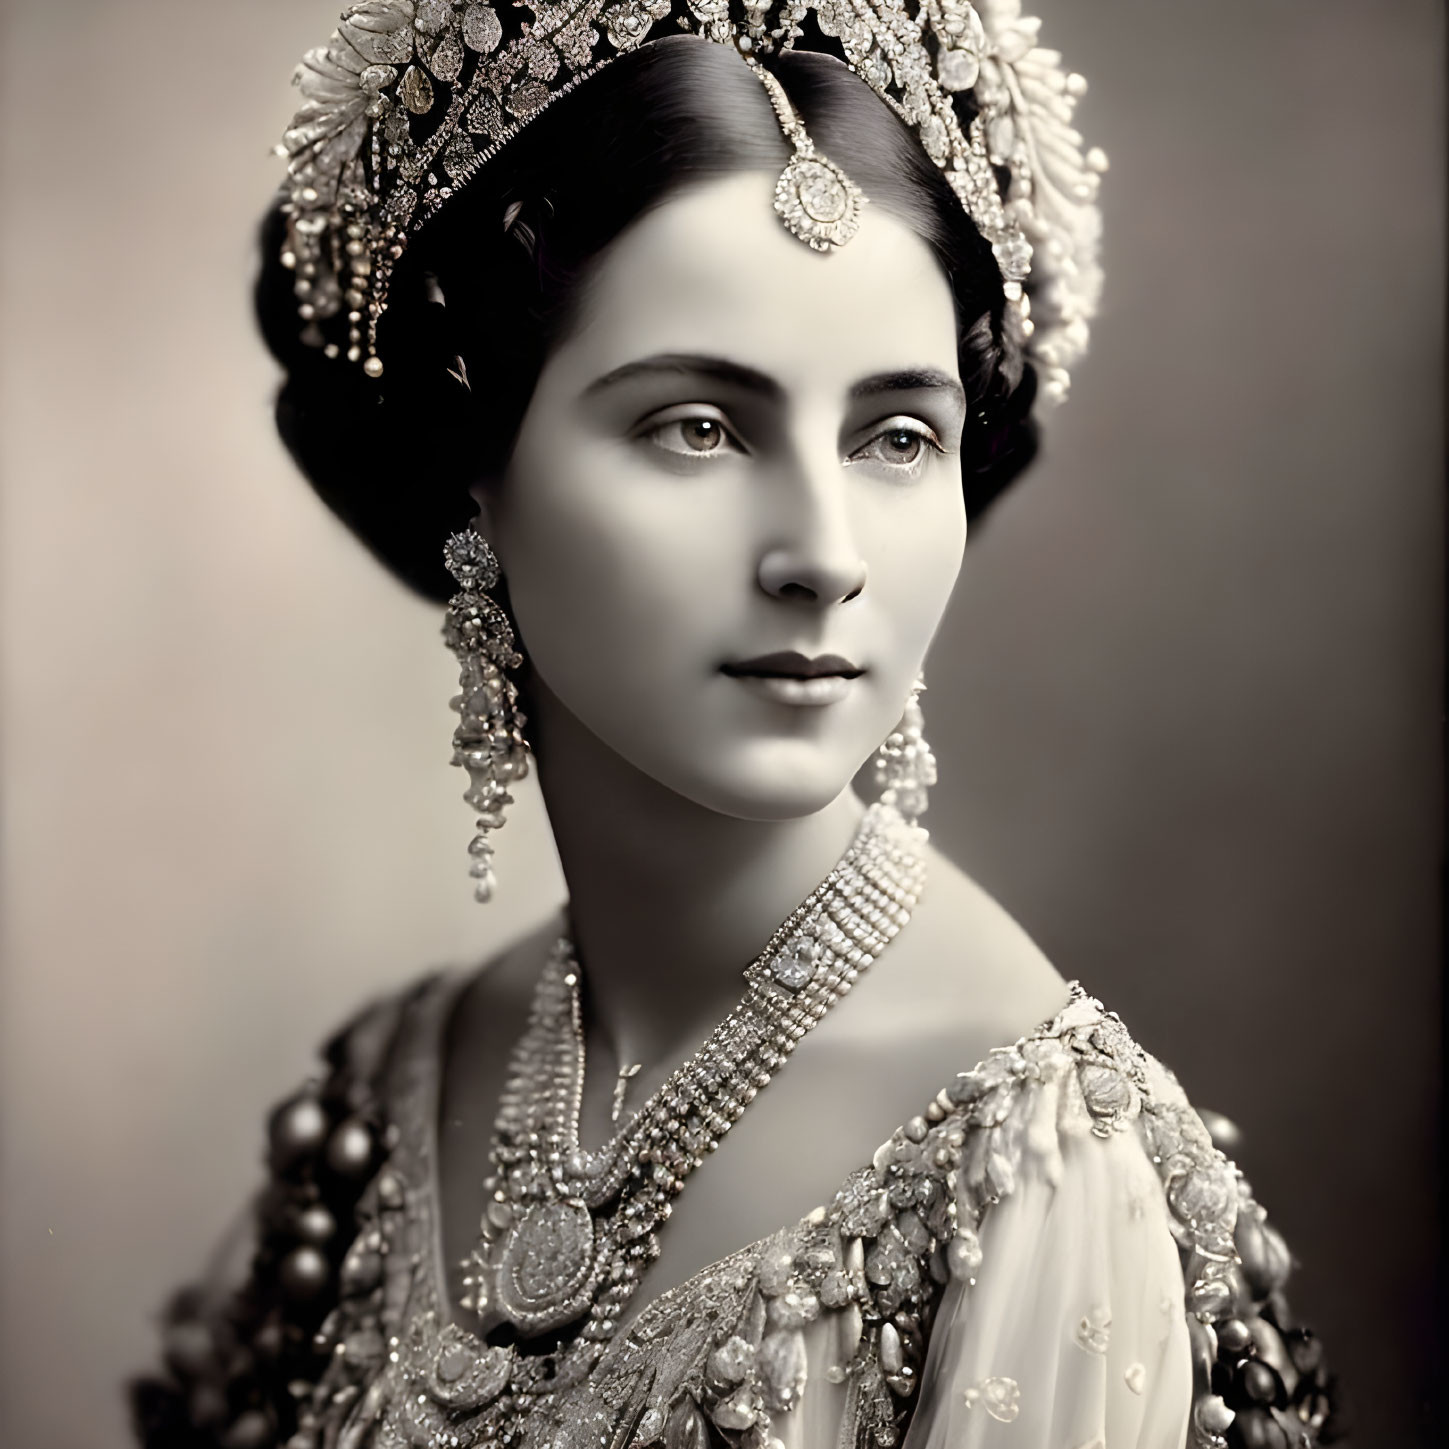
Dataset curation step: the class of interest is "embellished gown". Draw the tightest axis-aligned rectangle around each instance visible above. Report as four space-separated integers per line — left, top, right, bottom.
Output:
132 968 1337 1449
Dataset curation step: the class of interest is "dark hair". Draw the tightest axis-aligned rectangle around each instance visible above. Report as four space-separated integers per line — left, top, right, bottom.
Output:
255 37 1038 604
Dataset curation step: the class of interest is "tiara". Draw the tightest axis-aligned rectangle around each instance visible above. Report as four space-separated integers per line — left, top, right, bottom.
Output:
278 0 1105 403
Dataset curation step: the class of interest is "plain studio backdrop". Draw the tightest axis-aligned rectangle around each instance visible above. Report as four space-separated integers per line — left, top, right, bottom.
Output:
0 1 1441 1445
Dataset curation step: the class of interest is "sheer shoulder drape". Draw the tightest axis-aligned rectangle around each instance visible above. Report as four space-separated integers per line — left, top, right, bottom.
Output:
783 1124 1191 1449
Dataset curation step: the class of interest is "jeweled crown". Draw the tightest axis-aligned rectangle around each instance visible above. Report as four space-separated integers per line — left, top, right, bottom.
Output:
279 0 1105 403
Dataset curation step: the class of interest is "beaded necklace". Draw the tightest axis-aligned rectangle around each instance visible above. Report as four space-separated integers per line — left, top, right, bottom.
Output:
456 800 927 1371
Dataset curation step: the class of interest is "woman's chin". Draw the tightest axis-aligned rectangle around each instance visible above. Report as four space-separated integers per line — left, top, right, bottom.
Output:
661 751 866 824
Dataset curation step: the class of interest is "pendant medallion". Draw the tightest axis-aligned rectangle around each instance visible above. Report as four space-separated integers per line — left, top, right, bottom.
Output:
494 1198 600 1333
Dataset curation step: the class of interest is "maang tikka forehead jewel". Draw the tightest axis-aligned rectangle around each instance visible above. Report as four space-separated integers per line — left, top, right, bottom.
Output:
278 0 1106 402
745 57 866 252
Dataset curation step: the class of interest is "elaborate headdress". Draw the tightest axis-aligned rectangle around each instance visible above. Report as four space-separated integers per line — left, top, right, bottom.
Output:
278 0 1105 402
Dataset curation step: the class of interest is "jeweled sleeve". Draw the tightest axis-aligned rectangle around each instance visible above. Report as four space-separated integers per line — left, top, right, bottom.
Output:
128 985 416 1449
901 1104 1193 1447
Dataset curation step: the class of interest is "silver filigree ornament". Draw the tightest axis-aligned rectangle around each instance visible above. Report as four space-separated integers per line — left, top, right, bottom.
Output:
457 801 930 1355
749 58 867 251
425 1324 512 1409
493 1198 601 1331
277 0 1105 402
443 528 530 903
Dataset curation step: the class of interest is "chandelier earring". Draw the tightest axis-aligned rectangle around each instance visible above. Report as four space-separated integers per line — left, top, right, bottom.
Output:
874 675 937 828
442 529 531 903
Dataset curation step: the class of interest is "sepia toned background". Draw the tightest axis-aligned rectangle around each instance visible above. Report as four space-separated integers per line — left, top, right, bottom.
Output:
0 1 1441 1445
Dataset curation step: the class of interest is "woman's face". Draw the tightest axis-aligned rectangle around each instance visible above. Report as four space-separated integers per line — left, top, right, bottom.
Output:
480 170 968 821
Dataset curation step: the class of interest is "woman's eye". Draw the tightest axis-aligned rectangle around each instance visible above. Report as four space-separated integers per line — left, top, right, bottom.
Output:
640 413 740 457
850 422 945 475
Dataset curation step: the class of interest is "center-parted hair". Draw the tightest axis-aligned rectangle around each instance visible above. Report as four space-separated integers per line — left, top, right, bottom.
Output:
255 37 1038 603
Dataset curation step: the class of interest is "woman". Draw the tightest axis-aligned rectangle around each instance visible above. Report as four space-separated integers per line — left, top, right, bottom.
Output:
133 6 1337 1448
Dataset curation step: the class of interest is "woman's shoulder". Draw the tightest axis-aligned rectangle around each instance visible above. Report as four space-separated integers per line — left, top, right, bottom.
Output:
930 980 1341 1445
827 840 1070 1061
865 851 1341 1444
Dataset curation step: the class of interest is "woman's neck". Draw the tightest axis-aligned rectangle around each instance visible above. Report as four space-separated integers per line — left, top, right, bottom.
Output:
527 680 867 1076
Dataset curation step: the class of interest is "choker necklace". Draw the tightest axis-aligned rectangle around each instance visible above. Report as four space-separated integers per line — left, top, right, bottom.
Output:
457 801 928 1356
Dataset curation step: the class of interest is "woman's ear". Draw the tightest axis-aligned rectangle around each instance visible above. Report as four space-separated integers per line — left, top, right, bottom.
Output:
468 482 501 557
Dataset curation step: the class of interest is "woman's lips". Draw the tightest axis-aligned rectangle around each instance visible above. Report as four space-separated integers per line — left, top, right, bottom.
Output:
720 651 863 707
720 651 863 680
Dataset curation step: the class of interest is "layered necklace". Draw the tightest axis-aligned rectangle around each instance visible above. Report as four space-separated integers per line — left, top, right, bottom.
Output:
456 800 928 1362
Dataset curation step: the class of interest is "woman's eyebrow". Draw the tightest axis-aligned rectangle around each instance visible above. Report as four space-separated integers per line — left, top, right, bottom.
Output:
582 354 965 416
850 368 966 412
582 353 784 401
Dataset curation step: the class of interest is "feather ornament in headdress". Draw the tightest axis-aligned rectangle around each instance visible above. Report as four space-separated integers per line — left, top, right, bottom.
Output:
278 0 1105 402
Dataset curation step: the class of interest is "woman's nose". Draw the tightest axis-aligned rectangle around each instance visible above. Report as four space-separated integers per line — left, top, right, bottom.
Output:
758 546 867 604
756 455 868 606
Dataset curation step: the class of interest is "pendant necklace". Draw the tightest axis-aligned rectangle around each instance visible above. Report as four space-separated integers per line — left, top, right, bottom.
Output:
457 800 928 1364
